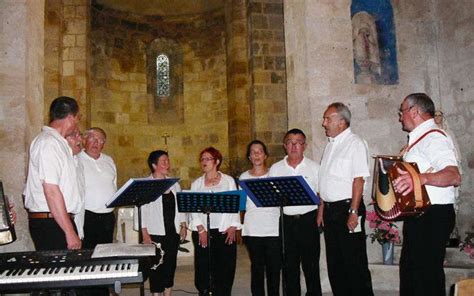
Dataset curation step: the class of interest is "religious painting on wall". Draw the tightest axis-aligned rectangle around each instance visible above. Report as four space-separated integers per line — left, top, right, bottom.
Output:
351 0 399 85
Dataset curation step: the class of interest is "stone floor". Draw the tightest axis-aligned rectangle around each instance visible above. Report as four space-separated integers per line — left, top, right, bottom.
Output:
121 244 400 296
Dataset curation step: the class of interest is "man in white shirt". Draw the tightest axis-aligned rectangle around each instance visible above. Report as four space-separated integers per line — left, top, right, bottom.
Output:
269 128 322 296
78 127 117 249
24 96 82 250
65 127 85 240
393 93 461 296
318 103 374 296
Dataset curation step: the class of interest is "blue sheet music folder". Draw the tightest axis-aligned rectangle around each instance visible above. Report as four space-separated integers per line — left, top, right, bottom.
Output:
238 176 320 207
106 178 179 208
176 190 245 213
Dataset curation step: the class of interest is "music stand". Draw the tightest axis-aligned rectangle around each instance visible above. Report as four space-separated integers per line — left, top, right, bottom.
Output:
106 178 179 243
106 178 179 296
238 176 320 296
177 191 241 296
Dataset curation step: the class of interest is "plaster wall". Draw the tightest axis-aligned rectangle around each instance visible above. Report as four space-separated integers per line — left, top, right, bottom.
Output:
0 0 45 252
436 0 474 239
284 0 473 271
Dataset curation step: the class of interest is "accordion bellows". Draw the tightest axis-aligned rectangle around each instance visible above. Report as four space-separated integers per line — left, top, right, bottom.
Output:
0 181 16 246
371 155 431 221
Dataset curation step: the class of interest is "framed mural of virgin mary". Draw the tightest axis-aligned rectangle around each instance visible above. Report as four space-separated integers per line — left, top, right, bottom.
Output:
351 0 399 85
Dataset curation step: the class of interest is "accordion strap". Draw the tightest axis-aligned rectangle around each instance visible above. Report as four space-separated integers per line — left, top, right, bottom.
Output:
399 129 446 207
401 163 424 208
406 129 446 153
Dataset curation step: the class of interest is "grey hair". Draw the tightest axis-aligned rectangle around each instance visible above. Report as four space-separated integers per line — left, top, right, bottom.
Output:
328 102 351 126
85 127 107 139
405 93 435 117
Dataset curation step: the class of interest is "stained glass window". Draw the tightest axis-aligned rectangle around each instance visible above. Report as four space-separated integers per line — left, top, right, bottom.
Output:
156 54 170 97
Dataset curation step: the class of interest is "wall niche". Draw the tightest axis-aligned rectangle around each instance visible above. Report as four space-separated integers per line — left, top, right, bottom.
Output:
146 38 184 125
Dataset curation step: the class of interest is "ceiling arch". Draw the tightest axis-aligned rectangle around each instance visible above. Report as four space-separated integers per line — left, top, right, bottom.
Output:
96 0 224 16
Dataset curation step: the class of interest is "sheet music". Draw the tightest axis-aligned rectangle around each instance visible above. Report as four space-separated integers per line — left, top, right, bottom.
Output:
91 243 155 258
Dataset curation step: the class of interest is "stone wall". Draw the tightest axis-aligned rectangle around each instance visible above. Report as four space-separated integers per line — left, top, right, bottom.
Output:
44 0 89 129
284 0 473 268
225 0 252 172
90 4 229 188
249 0 288 164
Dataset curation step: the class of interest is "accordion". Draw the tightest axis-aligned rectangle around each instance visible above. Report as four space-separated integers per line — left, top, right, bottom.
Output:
371 155 431 221
0 181 16 245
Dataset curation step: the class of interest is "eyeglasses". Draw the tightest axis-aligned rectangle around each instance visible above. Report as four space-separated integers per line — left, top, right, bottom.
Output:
87 136 106 144
200 157 215 162
398 106 413 117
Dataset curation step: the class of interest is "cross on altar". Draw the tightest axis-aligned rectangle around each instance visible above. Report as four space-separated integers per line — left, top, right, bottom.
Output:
162 133 170 150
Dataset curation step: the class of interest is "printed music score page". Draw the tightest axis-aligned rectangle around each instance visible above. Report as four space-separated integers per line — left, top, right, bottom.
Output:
92 243 155 258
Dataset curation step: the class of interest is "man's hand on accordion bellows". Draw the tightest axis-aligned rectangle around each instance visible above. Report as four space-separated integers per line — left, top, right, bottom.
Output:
392 167 413 196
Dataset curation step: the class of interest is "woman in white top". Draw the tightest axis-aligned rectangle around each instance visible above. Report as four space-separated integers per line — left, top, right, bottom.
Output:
189 147 241 296
140 150 187 296
240 140 281 296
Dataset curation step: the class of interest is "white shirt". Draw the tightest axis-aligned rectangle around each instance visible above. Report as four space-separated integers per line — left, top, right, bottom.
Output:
78 151 117 213
189 172 241 232
24 126 82 214
73 155 85 238
319 128 370 202
240 171 280 237
139 176 186 236
403 119 458 204
268 156 319 215
25 126 81 214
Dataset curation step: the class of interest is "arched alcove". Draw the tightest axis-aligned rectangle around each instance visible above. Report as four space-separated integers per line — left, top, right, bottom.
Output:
146 38 184 125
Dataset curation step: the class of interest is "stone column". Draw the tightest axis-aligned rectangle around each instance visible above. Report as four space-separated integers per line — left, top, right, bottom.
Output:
0 0 45 252
225 0 252 174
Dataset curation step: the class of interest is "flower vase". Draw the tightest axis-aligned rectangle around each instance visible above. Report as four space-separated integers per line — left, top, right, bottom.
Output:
382 241 395 265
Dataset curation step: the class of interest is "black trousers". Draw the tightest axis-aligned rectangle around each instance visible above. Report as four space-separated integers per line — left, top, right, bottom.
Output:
29 218 71 251
82 210 115 249
192 229 237 296
282 209 322 296
29 217 82 296
400 204 455 296
323 200 373 296
149 234 180 293
244 236 281 296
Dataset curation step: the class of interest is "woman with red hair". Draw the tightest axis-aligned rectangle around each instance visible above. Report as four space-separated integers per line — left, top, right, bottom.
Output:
189 147 241 296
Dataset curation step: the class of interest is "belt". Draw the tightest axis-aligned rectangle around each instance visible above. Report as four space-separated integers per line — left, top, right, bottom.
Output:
284 209 317 219
324 199 351 208
28 212 74 219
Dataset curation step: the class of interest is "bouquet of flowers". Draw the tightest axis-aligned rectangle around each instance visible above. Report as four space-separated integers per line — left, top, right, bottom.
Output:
366 204 401 245
459 232 474 259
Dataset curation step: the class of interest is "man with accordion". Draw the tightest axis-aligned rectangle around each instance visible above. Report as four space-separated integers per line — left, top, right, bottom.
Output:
393 93 461 296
